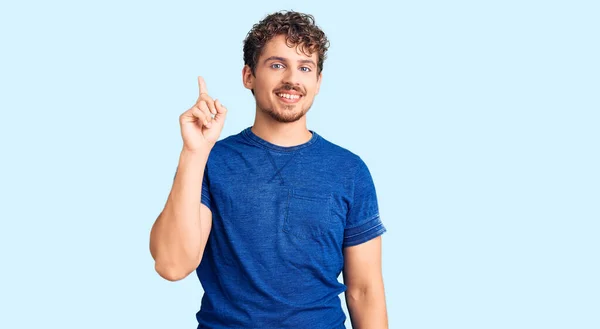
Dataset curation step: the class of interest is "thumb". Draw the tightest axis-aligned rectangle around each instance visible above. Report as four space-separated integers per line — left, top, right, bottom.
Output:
213 99 228 124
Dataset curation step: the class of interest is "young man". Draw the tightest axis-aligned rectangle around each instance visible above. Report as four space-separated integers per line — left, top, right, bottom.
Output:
150 10 388 329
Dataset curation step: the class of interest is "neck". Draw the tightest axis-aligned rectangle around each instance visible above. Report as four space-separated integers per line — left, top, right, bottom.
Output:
251 115 312 147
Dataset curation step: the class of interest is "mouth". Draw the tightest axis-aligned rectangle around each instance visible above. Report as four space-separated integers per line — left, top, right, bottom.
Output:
275 92 303 104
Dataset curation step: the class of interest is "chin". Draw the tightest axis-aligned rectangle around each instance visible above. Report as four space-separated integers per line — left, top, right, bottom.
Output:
260 105 306 123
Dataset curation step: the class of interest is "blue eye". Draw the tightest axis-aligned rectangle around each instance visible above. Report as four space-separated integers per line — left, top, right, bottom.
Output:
300 67 311 72
271 63 284 69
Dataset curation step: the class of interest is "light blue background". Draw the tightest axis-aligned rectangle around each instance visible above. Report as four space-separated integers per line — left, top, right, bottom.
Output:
1 0 598 328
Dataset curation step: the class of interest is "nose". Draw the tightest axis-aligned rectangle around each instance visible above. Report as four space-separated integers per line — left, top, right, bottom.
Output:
282 67 302 87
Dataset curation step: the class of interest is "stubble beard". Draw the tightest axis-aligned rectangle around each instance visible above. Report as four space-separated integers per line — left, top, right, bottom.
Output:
258 98 313 123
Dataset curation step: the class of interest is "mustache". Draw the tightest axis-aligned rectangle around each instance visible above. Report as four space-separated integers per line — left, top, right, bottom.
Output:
275 84 304 95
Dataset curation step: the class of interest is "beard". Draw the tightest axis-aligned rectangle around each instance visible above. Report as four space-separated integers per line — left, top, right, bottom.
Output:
257 97 314 123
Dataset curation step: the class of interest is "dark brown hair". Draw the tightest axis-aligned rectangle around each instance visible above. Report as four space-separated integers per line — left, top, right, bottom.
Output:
243 10 330 76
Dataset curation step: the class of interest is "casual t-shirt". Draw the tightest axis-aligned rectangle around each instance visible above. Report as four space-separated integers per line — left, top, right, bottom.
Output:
186 126 386 329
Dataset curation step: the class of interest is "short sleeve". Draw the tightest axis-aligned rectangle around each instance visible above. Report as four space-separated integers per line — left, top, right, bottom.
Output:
173 165 212 212
343 158 386 248
200 166 212 212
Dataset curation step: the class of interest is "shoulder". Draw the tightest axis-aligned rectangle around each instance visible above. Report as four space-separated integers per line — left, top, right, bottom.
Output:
206 132 246 162
316 133 367 172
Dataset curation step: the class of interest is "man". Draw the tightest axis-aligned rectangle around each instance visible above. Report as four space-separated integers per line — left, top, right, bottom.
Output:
149 10 388 329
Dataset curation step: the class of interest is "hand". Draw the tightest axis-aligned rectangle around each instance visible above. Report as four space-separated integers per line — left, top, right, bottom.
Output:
179 76 228 152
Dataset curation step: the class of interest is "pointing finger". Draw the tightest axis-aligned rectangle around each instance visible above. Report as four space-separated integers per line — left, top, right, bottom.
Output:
198 76 208 97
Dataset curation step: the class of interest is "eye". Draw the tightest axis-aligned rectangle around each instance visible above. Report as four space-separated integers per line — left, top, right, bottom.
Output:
300 67 312 72
271 63 285 69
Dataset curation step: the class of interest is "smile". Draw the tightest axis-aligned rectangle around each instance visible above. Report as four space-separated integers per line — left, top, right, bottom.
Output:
276 92 302 103
276 93 301 99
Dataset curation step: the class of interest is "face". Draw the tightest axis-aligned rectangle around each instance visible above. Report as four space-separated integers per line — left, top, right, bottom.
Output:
243 34 322 123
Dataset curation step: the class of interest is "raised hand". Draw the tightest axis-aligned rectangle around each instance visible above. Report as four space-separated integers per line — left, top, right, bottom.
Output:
179 76 228 152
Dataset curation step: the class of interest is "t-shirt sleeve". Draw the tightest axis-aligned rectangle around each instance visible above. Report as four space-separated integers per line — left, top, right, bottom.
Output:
173 165 212 212
200 166 212 212
343 158 387 248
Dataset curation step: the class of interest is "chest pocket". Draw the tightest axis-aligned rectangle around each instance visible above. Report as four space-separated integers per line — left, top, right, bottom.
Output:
283 188 333 239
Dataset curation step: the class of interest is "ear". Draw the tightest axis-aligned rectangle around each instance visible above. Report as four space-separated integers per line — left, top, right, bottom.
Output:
242 65 254 91
315 72 323 95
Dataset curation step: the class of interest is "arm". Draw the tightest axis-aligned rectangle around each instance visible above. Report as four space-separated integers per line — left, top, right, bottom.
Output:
149 148 213 281
343 236 388 329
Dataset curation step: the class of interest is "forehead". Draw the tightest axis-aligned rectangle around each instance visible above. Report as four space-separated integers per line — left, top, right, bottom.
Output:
260 34 318 62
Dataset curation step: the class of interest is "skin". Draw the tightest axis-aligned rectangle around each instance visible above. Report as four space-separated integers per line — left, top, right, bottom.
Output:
344 236 388 328
149 77 225 282
151 32 387 328
242 34 321 146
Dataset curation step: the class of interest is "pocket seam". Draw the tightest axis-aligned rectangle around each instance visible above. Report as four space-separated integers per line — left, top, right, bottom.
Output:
292 189 331 200
283 189 333 239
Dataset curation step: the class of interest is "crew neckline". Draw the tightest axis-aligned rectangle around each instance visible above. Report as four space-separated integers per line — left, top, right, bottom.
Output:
241 126 320 152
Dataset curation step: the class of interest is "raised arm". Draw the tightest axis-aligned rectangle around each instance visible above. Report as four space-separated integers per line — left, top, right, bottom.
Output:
149 76 227 281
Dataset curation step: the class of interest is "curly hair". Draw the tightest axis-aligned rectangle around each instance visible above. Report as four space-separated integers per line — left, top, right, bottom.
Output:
243 10 330 76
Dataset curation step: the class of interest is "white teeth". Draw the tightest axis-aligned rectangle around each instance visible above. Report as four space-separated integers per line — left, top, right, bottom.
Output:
277 93 300 100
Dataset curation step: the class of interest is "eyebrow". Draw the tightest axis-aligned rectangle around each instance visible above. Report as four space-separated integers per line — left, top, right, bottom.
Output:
263 56 316 67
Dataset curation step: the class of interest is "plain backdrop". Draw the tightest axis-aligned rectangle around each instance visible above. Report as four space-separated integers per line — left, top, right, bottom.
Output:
0 0 598 328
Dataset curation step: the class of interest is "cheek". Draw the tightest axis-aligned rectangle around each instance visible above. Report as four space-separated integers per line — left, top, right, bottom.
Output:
305 84 318 95
256 78 275 93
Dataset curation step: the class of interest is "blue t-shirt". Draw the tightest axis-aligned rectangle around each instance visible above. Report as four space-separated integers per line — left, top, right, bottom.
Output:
192 126 386 329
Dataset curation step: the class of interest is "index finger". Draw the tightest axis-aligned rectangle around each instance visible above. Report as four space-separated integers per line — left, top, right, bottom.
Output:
198 76 208 96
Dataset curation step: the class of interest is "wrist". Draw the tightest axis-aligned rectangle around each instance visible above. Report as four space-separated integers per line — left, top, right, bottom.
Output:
180 145 211 161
